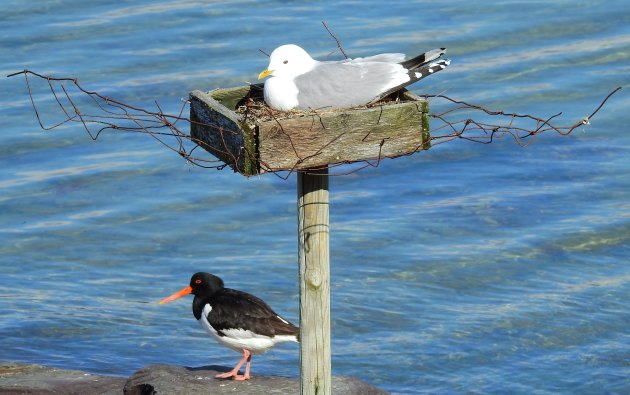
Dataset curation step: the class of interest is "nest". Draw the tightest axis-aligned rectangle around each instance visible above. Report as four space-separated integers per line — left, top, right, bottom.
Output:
234 84 416 125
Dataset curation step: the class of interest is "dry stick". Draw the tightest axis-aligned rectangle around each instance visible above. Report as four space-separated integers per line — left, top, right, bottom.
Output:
585 86 622 121
24 73 71 130
322 21 349 59
47 78 75 122
10 70 190 124
7 70 622 175
29 71 235 169
264 106 305 164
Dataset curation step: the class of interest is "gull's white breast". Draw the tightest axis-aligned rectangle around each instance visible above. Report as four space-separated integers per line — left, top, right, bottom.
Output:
263 77 300 111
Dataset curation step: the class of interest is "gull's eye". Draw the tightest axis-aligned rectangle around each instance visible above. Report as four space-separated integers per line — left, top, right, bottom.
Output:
283 60 288 64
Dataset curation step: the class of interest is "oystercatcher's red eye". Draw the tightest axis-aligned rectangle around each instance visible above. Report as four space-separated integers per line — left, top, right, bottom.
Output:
195 279 202 284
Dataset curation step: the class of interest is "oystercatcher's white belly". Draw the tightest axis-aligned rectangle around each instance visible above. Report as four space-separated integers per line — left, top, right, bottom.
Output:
198 304 296 355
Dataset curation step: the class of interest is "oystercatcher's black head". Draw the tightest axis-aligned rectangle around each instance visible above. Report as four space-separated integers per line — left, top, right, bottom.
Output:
159 272 224 304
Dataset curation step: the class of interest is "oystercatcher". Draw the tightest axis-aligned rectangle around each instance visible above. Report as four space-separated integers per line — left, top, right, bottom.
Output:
159 272 299 381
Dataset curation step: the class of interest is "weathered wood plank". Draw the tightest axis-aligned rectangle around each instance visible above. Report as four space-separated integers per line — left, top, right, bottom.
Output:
190 90 257 175
258 100 428 172
297 169 331 395
189 85 430 176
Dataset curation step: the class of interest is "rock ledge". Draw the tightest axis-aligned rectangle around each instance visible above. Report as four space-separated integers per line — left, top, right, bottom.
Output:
0 362 389 395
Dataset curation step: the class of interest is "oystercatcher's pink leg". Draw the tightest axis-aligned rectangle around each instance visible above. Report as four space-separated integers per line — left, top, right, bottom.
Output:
234 351 252 381
215 349 252 380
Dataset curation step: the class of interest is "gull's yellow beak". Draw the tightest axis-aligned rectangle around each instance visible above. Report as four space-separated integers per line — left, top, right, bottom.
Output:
258 68 274 79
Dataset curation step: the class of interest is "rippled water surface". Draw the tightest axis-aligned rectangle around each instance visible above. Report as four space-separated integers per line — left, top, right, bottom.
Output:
1 1 629 394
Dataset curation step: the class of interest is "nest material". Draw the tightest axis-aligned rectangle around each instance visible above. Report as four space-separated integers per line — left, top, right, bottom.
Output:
235 85 414 126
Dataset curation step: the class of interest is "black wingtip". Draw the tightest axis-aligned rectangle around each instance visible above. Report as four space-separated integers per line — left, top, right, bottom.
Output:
400 48 448 70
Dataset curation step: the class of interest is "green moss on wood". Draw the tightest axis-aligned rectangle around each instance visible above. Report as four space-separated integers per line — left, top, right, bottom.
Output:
209 86 251 110
421 102 431 150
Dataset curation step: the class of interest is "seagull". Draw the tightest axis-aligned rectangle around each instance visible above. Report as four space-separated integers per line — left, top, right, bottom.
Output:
258 44 450 111
160 272 298 381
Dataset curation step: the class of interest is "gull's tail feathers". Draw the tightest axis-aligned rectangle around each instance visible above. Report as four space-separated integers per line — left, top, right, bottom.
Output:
410 58 451 82
399 48 447 70
372 54 450 103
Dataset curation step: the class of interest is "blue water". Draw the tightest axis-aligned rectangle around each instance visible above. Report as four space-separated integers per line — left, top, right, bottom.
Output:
1 1 629 394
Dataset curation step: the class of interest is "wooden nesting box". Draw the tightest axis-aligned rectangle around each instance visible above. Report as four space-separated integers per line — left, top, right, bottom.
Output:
189 84 430 176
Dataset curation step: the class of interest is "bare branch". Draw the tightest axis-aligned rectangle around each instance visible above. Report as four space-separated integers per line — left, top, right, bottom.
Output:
322 21 349 59
6 69 621 177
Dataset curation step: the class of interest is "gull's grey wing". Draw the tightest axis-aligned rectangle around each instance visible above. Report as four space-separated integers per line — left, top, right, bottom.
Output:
294 61 403 110
350 53 406 63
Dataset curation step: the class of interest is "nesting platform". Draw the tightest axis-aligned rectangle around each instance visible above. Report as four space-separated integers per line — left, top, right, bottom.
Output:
190 84 430 176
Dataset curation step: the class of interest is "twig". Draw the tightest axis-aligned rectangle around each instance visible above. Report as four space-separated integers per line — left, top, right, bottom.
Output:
6 69 622 176
322 21 348 59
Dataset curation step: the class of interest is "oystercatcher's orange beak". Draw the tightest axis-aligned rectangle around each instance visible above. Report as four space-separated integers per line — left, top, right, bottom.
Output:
159 285 192 304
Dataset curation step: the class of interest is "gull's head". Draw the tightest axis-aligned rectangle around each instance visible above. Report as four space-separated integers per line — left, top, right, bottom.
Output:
258 44 316 80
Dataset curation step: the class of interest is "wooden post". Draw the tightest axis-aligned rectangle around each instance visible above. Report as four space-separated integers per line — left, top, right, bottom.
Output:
297 168 331 395
189 86 430 394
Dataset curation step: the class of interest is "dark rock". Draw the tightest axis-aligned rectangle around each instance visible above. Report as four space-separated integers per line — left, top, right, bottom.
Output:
124 364 389 395
0 362 126 395
0 362 389 395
